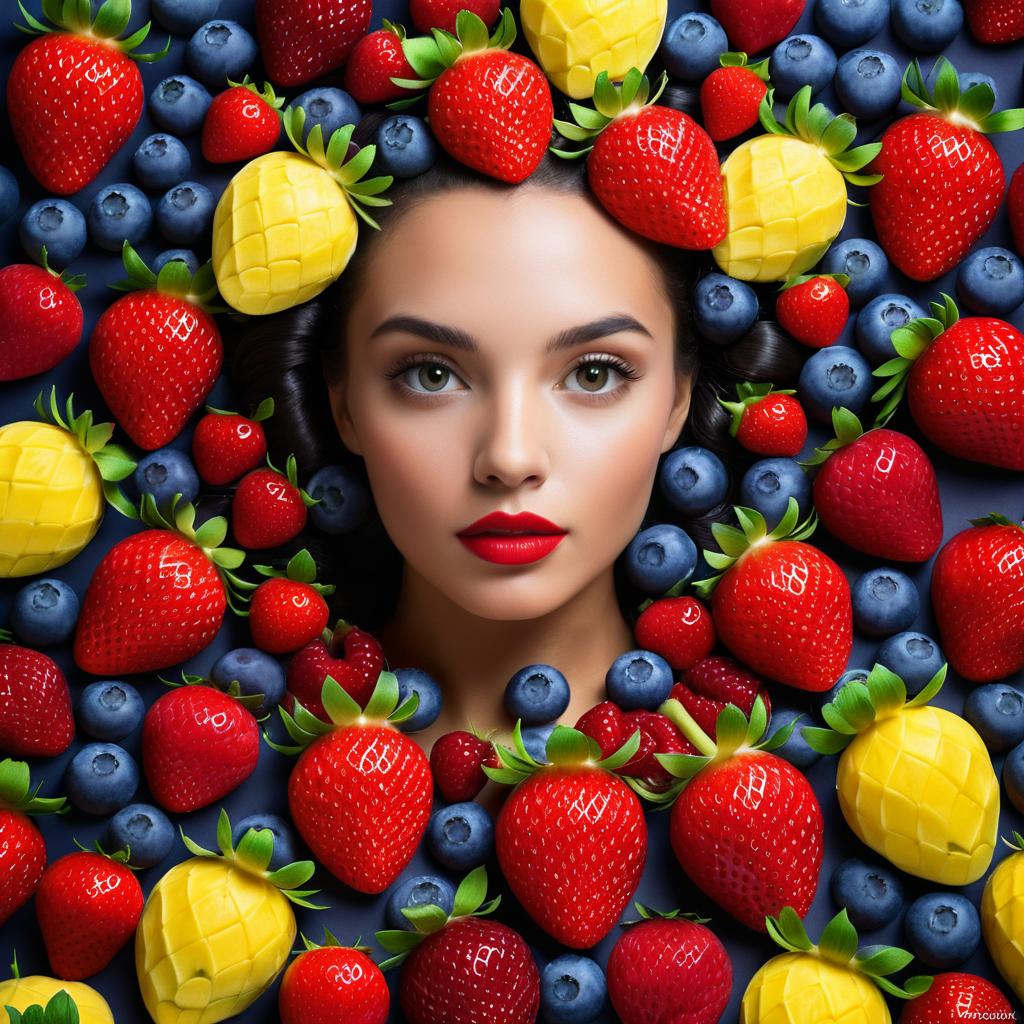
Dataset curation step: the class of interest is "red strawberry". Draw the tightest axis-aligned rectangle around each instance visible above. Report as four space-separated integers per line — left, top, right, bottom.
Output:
1010 162 1024 257
606 905 732 1024
720 382 808 456
202 78 284 164
344 21 417 104
74 497 245 676
964 0 1024 42
36 846 143 980
192 399 273 486
430 730 500 802
279 930 390 1024
695 498 853 692
375 866 540 1024
397 10 553 184
279 672 433 893
710 0 805 55
0 759 65 929
699 52 769 141
870 59 1024 282
806 408 943 562
249 549 334 655
873 294 1024 470
7 3 168 195
555 69 727 249
899 971 1015 1023
776 274 850 347
233 454 316 549
90 246 221 451
633 595 716 671
931 514 1024 682
0 254 85 381
410 0 501 33
671 655 772 738
0 634 74 758
256 0 372 87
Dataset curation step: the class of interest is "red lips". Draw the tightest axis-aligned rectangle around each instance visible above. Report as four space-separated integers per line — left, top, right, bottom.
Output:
457 510 566 537
457 511 567 565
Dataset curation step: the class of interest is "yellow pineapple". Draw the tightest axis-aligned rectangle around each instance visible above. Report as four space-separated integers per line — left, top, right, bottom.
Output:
982 832 1024 1002
0 959 113 1024
212 108 392 316
741 906 932 1023
804 663 999 885
520 0 666 99
713 87 882 282
0 388 136 578
136 809 323 1024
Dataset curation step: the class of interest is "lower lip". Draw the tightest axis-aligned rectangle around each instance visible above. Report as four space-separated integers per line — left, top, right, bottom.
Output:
457 533 566 565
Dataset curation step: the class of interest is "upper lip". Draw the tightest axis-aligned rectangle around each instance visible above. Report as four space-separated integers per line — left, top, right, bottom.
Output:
457 511 566 536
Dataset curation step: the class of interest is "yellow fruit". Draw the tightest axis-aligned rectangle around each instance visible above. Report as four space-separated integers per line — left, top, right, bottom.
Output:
713 87 882 282
213 109 392 316
982 833 1024 1002
0 974 113 1024
520 0 666 99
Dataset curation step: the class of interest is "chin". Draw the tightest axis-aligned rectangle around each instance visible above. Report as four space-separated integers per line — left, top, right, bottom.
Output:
442 574 580 623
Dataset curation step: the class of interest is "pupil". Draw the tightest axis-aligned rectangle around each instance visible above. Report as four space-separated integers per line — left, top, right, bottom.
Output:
419 364 448 391
578 365 607 390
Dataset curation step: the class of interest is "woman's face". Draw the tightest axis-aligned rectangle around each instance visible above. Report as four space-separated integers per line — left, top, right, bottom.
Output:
328 184 692 622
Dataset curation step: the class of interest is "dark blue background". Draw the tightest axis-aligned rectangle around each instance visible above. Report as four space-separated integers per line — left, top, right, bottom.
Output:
1 0 1024 1021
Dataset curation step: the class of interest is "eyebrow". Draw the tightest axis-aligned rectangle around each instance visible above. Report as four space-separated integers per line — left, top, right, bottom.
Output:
368 313 653 353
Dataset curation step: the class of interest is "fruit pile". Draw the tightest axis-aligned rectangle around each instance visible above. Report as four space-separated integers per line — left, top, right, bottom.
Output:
0 0 1023 1022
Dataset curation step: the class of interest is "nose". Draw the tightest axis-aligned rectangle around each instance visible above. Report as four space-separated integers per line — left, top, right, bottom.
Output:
472 376 550 490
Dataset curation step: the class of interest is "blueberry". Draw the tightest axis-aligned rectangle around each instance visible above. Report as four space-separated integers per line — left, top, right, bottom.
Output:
956 246 1024 317
374 115 437 179
855 293 926 363
624 524 698 594
822 237 889 307
78 681 145 742
428 801 494 871
11 578 79 646
505 664 570 725
232 813 299 870
157 182 215 245
386 874 456 929
65 742 139 815
852 568 920 637
306 463 371 534
153 0 222 34
606 650 673 711
658 446 729 516
521 723 556 763
692 273 759 345
892 0 964 51
767 708 820 769
0 166 19 225
19 199 86 268
659 12 728 81
211 647 287 715
106 803 176 869
134 448 200 510
153 249 200 275
876 631 944 694
150 76 213 136
834 49 902 122
830 858 903 931
186 20 258 88
814 0 890 46
395 668 443 732
798 345 873 422
133 134 191 192
87 183 153 252
1004 740 1024 813
290 87 362 144
739 458 811 529
541 954 608 1024
965 684 1024 753
905 892 980 968
771 35 837 99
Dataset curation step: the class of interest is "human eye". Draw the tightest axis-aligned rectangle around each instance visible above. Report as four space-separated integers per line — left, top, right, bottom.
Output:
560 354 642 400
385 354 467 400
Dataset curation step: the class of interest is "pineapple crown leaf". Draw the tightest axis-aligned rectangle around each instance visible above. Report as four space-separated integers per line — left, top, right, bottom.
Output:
718 51 770 81
0 758 66 816
110 242 222 310
969 512 1024 531
226 75 287 112
252 548 336 597
903 57 1024 134
17 0 170 61
158 671 267 715
205 397 275 422
621 901 711 925
1001 831 1024 853
718 381 796 438
3 989 81 1024
800 406 867 467
778 272 850 292
36 246 86 292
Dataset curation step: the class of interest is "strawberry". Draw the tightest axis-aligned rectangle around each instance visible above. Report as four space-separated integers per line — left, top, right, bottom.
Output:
247 549 335 655
964 0 1024 42
202 78 284 164
804 408 943 562
775 273 850 348
671 655 772 738
710 0 805 55
192 399 274 486
375 866 540 1024
272 671 433 893
142 675 262 813
344 21 417 105
633 595 716 671
279 930 390 1024
699 52 769 141
0 632 74 758
74 496 246 675
555 69 727 249
90 245 222 451
35 845 143 980
257 0 372 87
869 59 1024 282
1010 162 1024 257
931 514 1024 683
7 1 168 195
873 294 1024 471
429 730 499 802
0 251 85 381
720 382 808 456
410 0 501 33
899 971 1015 1023
606 904 732 1024
232 454 316 549
0 759 65 929
396 10 553 184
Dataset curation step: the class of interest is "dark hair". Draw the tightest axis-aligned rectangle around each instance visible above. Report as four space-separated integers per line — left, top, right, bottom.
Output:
229 102 803 627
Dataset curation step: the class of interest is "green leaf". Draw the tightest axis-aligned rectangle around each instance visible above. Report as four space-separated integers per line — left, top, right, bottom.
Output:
400 35 445 80
801 725 852 755
820 113 857 156
403 903 449 933
322 676 362 723
597 728 641 773
855 946 914 976
979 109 1024 133
215 808 233 857
932 56 960 112
93 0 131 38
905 663 947 708
452 865 488 918
817 909 859 964
266 860 317 890
957 82 996 122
